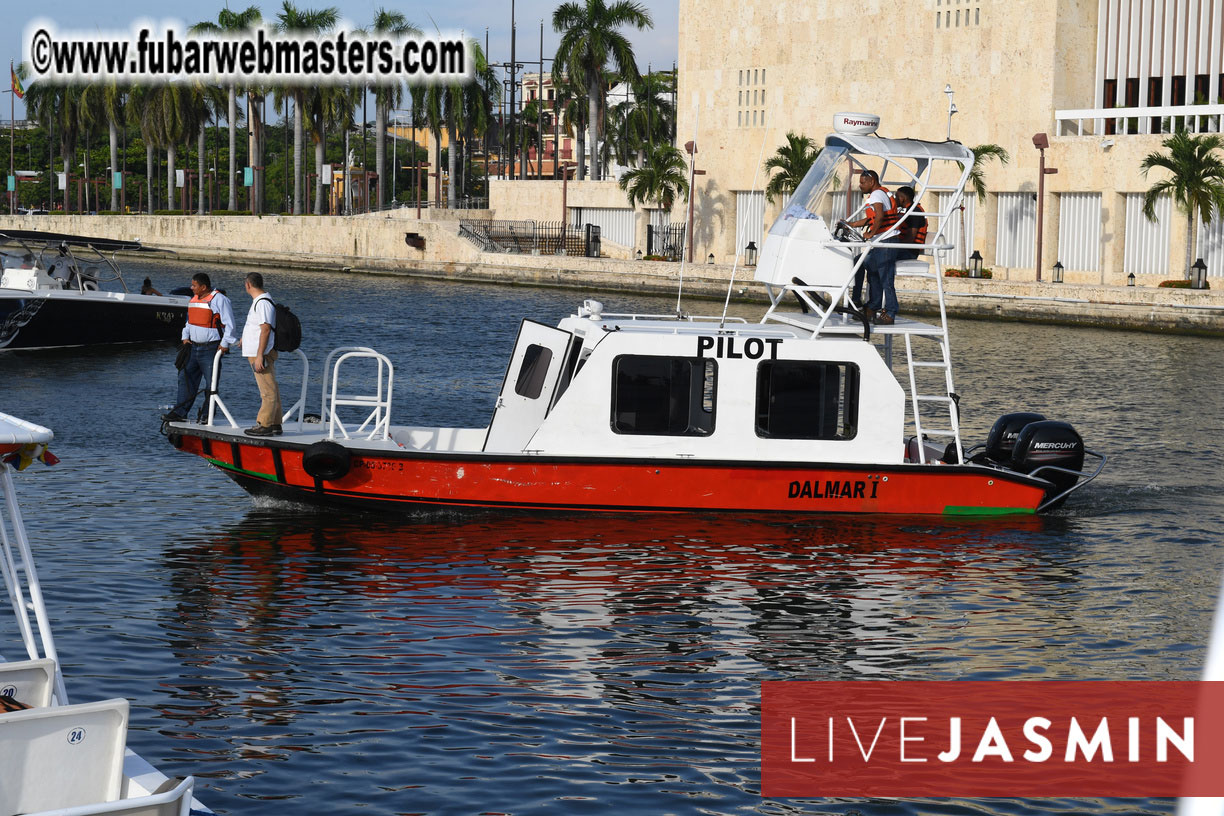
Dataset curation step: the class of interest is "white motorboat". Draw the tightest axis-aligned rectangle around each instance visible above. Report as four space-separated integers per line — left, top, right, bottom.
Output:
0 230 186 350
0 411 208 815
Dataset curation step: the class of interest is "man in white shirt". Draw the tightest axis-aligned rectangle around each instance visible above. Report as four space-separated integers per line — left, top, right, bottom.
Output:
849 169 901 325
241 272 281 436
162 272 236 423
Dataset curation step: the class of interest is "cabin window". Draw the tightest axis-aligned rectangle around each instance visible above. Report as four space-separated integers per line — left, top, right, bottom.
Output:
755 360 859 440
514 344 554 399
612 355 716 436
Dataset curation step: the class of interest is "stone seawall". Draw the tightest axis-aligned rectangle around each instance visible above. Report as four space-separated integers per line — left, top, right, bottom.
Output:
2 214 1221 335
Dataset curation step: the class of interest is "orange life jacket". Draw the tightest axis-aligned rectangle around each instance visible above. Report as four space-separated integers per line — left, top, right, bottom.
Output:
187 290 223 331
899 202 928 246
875 186 905 232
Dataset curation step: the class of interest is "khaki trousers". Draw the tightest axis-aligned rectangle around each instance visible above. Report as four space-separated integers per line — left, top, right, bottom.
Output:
249 349 282 428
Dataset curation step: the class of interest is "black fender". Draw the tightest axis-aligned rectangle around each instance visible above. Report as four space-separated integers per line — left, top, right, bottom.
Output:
301 440 352 481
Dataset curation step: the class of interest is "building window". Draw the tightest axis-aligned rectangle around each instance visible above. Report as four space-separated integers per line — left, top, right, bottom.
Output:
956 9 960 25
975 7 979 23
739 70 743 86
761 110 765 126
612 356 716 436
762 69 766 83
754 69 758 84
946 10 950 26
738 90 742 105
936 12 941 27
761 89 765 104
753 110 757 126
738 111 742 127
755 361 859 440
514 345 553 399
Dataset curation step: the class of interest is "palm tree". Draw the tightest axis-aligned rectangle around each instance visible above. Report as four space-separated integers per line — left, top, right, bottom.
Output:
961 143 1010 266
553 73 589 180
411 80 447 207
462 42 498 198
277 2 339 214
79 81 126 211
145 83 206 211
618 142 688 216
763 132 820 205
967 143 1010 201
607 69 675 169
124 86 159 211
1141 131 1224 279
369 9 418 209
25 85 82 212
552 0 652 182
193 6 261 211
305 84 356 214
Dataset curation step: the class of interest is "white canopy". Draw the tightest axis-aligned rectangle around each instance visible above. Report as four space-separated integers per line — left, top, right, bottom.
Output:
824 134 975 165
0 412 53 447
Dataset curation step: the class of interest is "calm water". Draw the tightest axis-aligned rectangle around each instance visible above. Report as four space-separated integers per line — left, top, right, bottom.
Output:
2 258 1222 815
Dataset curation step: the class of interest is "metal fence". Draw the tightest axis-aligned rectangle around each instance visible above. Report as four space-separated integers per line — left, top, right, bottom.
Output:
458 219 601 257
646 223 686 260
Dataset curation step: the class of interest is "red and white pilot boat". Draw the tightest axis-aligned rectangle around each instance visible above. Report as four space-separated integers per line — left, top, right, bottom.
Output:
166 116 1103 517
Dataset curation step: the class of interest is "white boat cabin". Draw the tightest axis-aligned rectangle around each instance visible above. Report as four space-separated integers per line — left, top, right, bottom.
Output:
384 305 902 465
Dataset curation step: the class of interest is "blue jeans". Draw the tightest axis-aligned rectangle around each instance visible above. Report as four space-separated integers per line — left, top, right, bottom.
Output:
865 245 901 317
171 341 220 419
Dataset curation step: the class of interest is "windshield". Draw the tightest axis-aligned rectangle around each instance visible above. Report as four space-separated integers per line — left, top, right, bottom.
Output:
767 146 849 237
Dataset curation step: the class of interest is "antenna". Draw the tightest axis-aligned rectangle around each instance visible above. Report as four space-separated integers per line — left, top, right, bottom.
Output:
720 126 771 328
675 106 699 317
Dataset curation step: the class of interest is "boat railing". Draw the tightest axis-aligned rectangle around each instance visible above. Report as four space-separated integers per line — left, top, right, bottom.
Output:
1032 450 1107 512
0 461 68 706
204 347 310 430
321 347 394 441
597 312 749 323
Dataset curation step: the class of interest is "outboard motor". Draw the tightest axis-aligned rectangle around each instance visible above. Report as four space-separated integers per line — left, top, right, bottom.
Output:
1010 420 1086 501
981 412 1046 464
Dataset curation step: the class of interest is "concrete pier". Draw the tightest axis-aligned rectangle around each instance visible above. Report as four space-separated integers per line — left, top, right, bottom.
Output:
2 213 1221 335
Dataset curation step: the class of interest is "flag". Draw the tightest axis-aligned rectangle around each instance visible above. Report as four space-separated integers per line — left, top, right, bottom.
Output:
11 65 24 100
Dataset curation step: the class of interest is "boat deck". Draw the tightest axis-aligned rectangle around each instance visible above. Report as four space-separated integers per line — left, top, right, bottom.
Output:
765 311 945 336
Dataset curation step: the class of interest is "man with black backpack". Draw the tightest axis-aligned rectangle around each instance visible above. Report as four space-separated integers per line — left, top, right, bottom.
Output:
241 272 282 436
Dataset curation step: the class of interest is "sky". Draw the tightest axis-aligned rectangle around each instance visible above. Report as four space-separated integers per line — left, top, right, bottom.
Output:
4 0 680 119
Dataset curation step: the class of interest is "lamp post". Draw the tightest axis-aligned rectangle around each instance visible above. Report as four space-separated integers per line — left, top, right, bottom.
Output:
707 253 714 264
1032 133 1058 281
683 140 707 263
969 249 983 278
1052 261 1064 283
1127 271 1136 286
745 241 757 267
944 85 957 140
1192 258 1208 289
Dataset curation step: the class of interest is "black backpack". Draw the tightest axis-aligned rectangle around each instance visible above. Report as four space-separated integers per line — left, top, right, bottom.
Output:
259 296 302 352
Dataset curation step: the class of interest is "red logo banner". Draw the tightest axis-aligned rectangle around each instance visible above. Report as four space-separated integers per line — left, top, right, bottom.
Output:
761 681 1224 797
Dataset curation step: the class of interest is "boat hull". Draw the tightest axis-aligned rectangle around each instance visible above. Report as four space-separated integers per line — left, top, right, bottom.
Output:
0 292 184 349
172 430 1051 516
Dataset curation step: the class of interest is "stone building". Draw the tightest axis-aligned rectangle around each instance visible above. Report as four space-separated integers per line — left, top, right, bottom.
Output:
675 0 1224 284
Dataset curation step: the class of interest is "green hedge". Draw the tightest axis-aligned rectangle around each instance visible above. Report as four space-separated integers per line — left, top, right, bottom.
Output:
1159 279 1211 289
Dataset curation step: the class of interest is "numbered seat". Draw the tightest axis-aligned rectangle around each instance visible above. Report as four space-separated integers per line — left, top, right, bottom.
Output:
0 657 56 708
0 698 129 815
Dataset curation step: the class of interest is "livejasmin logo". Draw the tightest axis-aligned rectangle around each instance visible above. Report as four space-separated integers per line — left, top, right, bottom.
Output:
789 714 1193 764
760 681 1224 798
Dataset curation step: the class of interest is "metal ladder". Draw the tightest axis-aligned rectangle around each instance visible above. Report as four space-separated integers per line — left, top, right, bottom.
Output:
892 189 966 465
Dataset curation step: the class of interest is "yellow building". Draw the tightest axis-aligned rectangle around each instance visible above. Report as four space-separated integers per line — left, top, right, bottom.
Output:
676 0 1224 284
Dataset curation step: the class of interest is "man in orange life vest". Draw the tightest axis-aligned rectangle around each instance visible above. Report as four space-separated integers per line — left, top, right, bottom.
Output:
894 186 928 261
848 169 901 325
162 273 236 422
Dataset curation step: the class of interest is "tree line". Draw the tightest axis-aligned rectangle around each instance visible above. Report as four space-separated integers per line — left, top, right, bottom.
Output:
9 0 673 215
